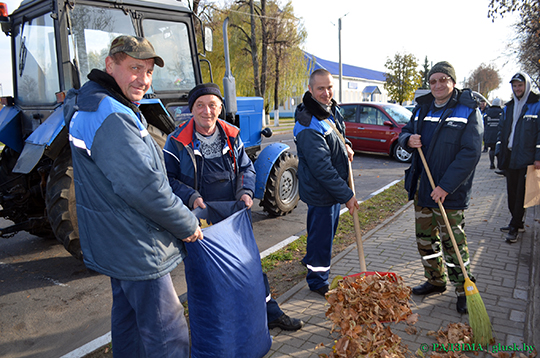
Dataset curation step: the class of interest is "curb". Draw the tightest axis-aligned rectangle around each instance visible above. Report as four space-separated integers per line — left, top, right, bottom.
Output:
526 206 540 345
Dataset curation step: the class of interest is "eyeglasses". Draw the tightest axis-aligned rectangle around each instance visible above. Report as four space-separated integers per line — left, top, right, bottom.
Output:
429 76 451 86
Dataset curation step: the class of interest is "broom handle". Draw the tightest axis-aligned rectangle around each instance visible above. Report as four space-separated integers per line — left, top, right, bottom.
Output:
348 160 367 272
417 147 470 280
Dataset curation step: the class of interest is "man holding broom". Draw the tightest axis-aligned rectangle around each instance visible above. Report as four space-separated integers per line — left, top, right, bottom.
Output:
293 69 359 296
398 61 483 314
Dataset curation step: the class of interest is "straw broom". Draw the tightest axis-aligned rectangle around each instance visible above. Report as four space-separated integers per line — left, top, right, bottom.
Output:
417 147 493 345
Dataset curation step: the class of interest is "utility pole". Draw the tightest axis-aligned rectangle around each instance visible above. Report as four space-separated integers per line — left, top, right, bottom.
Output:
338 13 348 104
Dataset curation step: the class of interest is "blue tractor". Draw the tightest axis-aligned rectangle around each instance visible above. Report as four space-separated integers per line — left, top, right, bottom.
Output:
0 0 299 259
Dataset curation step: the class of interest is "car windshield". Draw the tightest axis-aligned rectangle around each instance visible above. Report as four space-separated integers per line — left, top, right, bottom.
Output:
383 105 413 124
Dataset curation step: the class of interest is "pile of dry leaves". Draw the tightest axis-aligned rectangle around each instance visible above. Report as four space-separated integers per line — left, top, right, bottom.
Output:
320 273 417 358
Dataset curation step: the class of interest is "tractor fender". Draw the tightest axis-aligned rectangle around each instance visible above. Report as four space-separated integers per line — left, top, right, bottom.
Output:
253 142 290 199
0 105 23 153
13 105 66 174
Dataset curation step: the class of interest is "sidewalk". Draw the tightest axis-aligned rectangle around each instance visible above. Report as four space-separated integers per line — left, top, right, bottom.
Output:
265 152 539 357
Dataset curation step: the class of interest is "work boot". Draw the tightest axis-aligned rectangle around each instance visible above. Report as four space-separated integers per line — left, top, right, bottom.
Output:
311 285 329 297
505 228 519 244
268 313 304 331
456 296 467 314
411 281 446 295
500 226 525 233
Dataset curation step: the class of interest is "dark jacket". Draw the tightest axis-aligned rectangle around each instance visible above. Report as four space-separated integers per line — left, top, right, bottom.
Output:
398 88 483 210
484 105 503 145
496 92 540 170
293 91 354 207
163 118 256 208
64 69 198 281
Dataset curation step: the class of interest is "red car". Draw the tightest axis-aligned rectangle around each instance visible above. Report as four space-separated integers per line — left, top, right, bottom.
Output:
339 103 413 163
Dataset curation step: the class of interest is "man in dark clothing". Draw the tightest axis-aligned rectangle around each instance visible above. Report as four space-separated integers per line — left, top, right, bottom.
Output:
480 99 489 152
398 61 483 314
163 83 303 331
484 98 503 169
496 72 540 243
293 69 359 296
64 35 202 358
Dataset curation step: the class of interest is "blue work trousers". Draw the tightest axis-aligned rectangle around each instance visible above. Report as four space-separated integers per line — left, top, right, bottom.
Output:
110 273 190 358
303 203 341 290
263 272 284 322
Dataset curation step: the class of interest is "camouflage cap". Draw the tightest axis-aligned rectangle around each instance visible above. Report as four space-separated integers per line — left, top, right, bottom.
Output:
109 35 164 67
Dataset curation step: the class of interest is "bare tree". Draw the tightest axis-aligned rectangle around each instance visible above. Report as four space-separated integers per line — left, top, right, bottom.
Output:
464 63 501 98
488 0 540 87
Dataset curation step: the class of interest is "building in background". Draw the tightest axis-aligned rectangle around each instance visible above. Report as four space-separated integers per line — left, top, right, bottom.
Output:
272 52 388 118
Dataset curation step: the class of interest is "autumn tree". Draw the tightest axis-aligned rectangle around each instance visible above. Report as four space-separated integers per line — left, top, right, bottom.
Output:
265 1 306 113
464 63 501 99
196 0 306 112
488 0 540 87
384 53 422 105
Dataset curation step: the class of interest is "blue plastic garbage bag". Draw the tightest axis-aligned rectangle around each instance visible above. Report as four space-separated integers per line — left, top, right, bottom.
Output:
185 201 272 358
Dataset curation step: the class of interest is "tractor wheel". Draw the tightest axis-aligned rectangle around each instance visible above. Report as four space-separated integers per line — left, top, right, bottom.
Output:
0 147 52 238
260 151 299 216
392 143 412 163
45 145 82 260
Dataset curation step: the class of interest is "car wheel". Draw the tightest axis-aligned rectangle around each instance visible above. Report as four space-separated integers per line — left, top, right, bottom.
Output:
392 143 412 163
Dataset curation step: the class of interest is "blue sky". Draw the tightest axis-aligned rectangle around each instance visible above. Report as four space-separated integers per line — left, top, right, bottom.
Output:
0 0 520 100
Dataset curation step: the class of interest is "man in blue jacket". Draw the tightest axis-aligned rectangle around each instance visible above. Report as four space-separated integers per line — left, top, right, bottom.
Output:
64 35 202 358
398 61 483 314
496 72 540 243
294 69 359 297
163 83 303 331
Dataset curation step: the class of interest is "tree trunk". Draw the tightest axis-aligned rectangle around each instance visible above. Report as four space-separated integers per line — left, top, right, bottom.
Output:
250 0 261 97
260 0 268 99
273 44 281 111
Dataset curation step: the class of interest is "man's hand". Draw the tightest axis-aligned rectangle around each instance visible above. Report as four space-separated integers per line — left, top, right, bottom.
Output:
346 144 355 162
431 186 448 204
346 196 359 215
535 160 540 170
193 197 206 209
240 194 253 209
182 226 203 243
407 134 422 148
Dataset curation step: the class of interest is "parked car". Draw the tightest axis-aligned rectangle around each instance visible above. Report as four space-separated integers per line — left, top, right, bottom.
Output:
339 102 413 163
404 104 416 112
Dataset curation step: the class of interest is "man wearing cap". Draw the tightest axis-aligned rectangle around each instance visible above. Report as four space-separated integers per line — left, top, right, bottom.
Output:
163 83 304 331
496 72 540 243
64 35 202 357
398 61 483 314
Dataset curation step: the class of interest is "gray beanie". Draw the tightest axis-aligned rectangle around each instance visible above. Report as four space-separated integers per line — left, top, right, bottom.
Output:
428 61 456 83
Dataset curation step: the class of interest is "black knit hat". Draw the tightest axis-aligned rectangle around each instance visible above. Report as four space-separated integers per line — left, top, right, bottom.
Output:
188 83 223 111
428 61 456 83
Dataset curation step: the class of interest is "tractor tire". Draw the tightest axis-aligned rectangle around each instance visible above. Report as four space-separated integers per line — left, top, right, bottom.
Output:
0 147 53 238
260 151 299 217
45 145 82 260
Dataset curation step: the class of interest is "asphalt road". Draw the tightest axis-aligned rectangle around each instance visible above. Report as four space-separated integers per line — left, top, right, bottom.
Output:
0 131 410 358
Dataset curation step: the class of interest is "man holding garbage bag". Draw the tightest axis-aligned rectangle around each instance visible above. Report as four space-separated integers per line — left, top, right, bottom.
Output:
163 83 303 332
65 35 202 358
